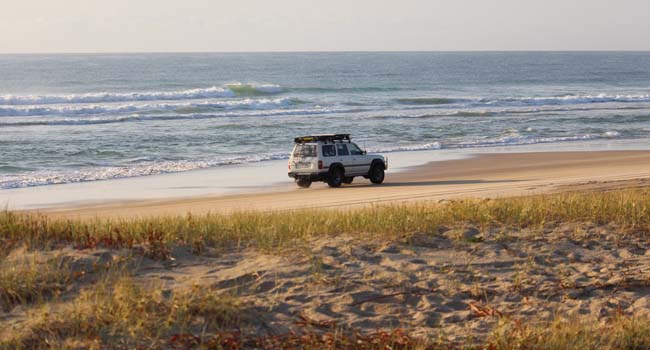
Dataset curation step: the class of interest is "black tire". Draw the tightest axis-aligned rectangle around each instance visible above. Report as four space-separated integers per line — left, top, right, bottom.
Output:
327 167 344 188
369 163 385 184
296 178 312 188
343 176 354 184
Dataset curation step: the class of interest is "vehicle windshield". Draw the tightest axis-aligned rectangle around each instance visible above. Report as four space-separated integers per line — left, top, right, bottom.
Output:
293 144 317 158
348 143 363 155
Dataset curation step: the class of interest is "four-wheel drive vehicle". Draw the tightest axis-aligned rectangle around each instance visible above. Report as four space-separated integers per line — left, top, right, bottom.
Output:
288 134 387 188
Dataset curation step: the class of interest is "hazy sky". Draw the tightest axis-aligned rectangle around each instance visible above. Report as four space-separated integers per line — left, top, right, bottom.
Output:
1 0 649 53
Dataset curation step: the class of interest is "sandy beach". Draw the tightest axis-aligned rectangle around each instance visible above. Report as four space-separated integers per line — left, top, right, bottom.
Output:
40 150 650 219
4 149 650 348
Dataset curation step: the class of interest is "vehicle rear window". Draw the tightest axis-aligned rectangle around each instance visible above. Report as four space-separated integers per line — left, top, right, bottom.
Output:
322 145 336 157
293 144 317 157
336 143 349 156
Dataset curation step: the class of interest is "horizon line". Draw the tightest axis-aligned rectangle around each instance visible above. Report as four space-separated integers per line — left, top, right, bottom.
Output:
2 49 650 55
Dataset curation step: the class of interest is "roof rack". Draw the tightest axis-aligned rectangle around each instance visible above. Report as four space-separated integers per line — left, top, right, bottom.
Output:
294 134 351 143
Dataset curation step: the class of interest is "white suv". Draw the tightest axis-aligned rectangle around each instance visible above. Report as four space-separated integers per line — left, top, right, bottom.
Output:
288 134 387 188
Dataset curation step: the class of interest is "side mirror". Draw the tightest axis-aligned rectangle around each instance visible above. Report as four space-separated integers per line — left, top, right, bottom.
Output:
363 150 367 155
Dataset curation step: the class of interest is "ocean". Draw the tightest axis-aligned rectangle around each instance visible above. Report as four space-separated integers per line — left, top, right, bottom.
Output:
1 52 649 189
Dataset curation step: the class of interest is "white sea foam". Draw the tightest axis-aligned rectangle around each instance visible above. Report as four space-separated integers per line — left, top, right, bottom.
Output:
389 93 650 108
483 94 650 106
0 105 370 127
0 153 289 189
0 98 295 117
378 130 610 151
372 142 443 153
226 83 284 95
374 102 650 121
0 83 284 106
0 87 234 105
453 134 600 148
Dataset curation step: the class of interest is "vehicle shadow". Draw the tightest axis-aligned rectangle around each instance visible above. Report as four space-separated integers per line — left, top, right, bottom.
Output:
354 179 528 187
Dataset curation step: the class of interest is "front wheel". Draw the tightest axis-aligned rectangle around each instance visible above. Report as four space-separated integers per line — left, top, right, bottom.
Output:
296 178 312 188
369 163 385 184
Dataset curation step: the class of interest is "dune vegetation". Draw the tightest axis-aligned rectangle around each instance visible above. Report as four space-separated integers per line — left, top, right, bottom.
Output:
1 188 650 349
2 188 649 255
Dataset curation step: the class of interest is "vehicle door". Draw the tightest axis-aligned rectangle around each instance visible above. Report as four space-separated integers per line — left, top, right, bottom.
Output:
347 142 369 175
320 144 337 171
335 143 352 173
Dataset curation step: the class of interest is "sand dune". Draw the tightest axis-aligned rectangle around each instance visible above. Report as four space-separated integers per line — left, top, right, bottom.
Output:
20 221 648 344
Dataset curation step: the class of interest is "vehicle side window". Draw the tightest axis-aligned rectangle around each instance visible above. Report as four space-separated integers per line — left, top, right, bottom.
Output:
322 145 336 157
348 143 363 155
336 143 349 156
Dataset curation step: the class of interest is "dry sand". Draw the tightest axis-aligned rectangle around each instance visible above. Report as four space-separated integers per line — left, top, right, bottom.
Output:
161 225 650 342
7 222 649 344
41 150 650 219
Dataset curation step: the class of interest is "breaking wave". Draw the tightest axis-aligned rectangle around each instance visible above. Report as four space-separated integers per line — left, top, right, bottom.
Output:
0 106 370 127
372 130 622 153
480 93 650 106
225 83 284 96
0 98 297 117
0 153 288 189
391 94 650 107
0 83 284 106
372 142 443 152
450 132 620 149
395 97 459 105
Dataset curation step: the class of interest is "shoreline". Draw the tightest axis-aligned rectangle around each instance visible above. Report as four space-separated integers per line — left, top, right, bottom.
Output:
2 137 650 213
34 149 650 219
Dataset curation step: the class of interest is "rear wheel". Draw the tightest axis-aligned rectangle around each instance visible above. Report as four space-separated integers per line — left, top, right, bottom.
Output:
296 178 312 188
369 163 385 184
343 176 354 184
327 167 344 188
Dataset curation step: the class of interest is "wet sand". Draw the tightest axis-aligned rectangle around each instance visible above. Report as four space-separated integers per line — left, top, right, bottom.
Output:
39 150 650 219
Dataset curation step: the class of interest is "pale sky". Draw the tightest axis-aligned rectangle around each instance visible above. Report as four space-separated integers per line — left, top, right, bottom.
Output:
1 0 649 53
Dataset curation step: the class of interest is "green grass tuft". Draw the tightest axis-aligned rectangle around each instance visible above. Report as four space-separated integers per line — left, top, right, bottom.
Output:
0 255 71 311
2 189 649 254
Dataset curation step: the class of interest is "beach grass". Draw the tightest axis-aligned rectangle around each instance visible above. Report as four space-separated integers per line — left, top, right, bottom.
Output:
5 276 650 350
1 188 648 254
1 276 241 350
0 254 71 312
2 188 650 349
489 316 650 350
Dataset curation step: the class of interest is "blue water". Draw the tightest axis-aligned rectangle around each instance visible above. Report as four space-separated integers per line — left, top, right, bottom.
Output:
1 52 650 189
